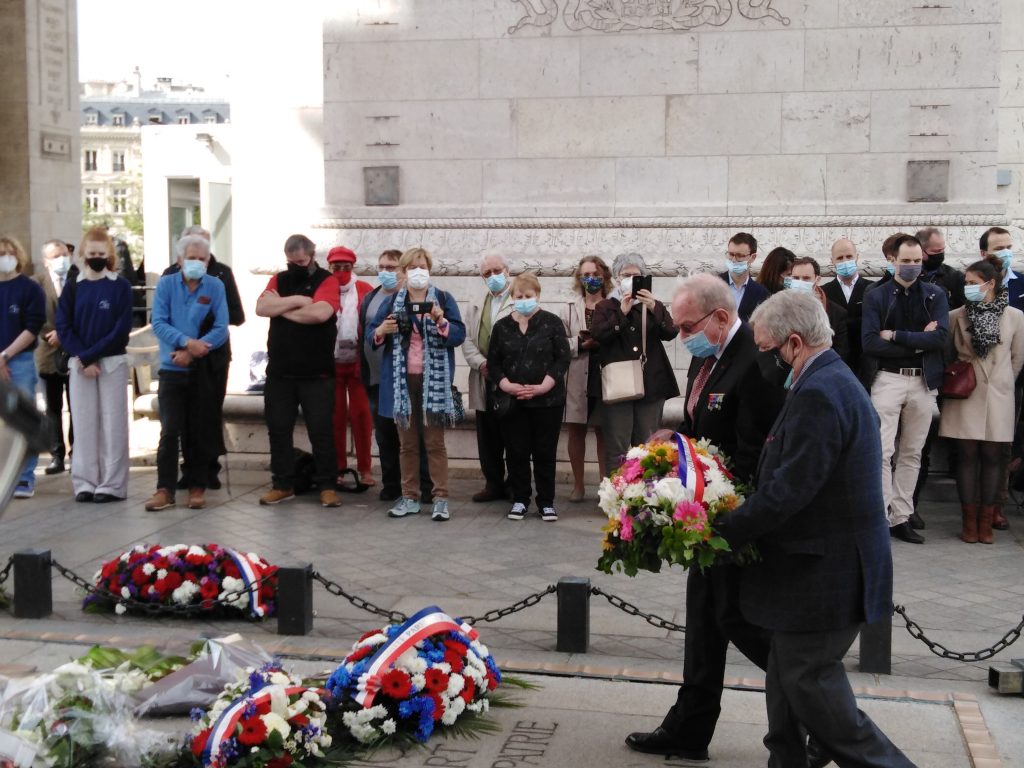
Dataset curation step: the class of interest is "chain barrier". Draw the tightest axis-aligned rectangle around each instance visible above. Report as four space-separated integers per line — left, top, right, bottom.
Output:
50 559 275 618
894 605 1024 663
461 585 557 626
0 556 12 587
590 586 686 634
312 572 409 624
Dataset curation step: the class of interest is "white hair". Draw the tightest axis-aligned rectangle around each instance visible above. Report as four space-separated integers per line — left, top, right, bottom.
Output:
180 225 210 239
750 291 833 347
176 234 211 259
612 252 647 277
479 252 508 270
674 273 737 318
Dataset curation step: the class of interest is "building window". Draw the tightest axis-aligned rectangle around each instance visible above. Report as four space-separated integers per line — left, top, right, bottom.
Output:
112 151 126 172
204 115 217 124
84 150 98 171
85 113 98 125
111 188 128 214
84 188 100 211
149 115 162 124
112 114 125 127
178 115 191 125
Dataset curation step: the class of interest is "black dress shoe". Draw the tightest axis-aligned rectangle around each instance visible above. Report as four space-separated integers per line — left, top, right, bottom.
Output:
75 492 94 503
378 486 401 501
92 493 123 503
806 734 833 768
44 458 65 475
624 728 709 760
909 511 926 530
890 522 924 544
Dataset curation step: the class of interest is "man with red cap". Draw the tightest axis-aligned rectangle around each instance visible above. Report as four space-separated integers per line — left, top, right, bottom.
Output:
328 246 375 488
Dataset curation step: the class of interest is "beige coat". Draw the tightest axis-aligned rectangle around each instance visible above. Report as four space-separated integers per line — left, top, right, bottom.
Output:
33 271 62 376
462 288 513 411
560 296 597 424
938 305 1024 442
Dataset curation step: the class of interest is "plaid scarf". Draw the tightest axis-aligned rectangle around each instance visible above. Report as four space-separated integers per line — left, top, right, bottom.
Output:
390 286 456 429
965 289 1008 359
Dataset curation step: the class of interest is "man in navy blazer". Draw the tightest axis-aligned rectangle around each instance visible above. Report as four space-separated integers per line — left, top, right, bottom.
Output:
718 231 770 323
715 291 914 768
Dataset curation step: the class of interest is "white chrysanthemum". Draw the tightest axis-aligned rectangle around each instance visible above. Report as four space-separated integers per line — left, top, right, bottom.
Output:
625 445 648 461
115 603 127 615
622 481 647 501
355 632 387 649
187 545 206 558
221 576 245 604
650 511 671 527
447 696 466 717
142 563 156 576
262 712 291 740
435 662 452 674
381 718 397 735
446 674 465 698
597 478 621 518
702 464 733 503
156 568 168 579
411 673 426 692
301 690 321 702
652 476 690 506
120 586 131 599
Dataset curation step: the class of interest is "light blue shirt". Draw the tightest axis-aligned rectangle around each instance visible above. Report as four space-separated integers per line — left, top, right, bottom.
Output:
151 272 229 372
727 272 748 306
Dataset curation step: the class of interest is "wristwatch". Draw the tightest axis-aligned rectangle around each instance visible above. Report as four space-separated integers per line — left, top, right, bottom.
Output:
0 351 9 363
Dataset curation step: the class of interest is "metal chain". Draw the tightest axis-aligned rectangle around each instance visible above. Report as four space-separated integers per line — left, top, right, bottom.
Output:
461 585 557 625
590 586 686 634
312 572 408 624
50 558 274 618
894 605 1024 663
0 556 12 586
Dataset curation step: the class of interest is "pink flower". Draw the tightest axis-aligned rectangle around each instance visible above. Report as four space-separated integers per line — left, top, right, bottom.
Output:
673 501 707 524
620 460 643 483
619 513 634 542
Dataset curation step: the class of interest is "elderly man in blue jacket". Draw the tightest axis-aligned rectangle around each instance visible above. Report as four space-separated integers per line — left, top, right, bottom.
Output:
715 291 915 768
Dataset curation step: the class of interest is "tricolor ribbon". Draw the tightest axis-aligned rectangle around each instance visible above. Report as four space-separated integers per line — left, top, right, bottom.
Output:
673 432 706 506
223 547 268 618
202 683 306 766
355 605 474 708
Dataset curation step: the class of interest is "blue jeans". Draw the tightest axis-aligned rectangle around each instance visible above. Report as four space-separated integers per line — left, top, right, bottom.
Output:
7 351 39 485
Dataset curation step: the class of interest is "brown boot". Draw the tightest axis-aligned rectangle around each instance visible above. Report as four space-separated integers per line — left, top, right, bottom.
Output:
959 504 979 543
978 505 996 545
992 505 1009 530
144 489 175 512
187 488 206 510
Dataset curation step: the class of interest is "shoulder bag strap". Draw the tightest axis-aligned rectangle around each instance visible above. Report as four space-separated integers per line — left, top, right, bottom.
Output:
639 305 648 367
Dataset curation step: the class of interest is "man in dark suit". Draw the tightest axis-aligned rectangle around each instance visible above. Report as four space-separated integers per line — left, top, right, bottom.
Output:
716 291 914 768
718 231 770 323
823 238 874 374
626 274 786 762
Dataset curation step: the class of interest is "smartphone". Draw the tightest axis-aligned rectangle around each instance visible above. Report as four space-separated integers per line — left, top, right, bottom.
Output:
632 274 653 296
410 301 434 314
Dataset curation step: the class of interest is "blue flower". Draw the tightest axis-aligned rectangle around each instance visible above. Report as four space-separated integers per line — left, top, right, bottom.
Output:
189 707 205 723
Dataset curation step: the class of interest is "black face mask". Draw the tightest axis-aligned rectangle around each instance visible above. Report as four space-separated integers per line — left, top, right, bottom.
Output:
756 346 792 389
86 257 108 273
924 252 944 271
286 260 313 277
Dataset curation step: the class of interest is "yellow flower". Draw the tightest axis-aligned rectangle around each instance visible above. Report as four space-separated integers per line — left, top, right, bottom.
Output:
602 536 615 552
718 493 740 512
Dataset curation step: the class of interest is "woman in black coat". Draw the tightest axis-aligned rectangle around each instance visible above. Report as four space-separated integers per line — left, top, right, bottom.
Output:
591 253 679 473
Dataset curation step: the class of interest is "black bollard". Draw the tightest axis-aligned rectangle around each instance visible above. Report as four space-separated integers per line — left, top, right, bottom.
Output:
276 564 313 636
556 576 590 653
13 549 52 619
859 614 892 674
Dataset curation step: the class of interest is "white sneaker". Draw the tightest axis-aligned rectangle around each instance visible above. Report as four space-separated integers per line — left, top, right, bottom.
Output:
388 497 420 518
541 507 558 522
13 481 34 499
431 499 450 522
507 502 527 520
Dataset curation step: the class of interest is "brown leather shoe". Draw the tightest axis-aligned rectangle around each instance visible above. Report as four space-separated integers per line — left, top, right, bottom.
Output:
320 489 342 508
259 488 294 506
471 486 503 503
992 505 1010 530
187 488 206 510
144 489 175 512
359 472 376 487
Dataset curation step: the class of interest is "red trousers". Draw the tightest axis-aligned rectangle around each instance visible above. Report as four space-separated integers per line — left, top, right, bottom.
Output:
333 361 372 474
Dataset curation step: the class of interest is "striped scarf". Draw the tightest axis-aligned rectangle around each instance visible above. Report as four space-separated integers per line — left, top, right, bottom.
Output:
390 286 456 429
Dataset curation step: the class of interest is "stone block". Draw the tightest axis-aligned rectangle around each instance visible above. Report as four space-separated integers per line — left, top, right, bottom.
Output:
1005 0 1024 49
479 38 580 98
515 97 665 158
837 0 1000 26
614 157 728 216
907 159 950 202
579 34 698 97
363 166 400 205
323 100 514 161
805 25 999 91
870 89 998 153
325 159 482 210
781 92 870 154
727 155 826 216
323 40 479 102
698 30 804 94
1000 107 1024 163
667 93 781 156
481 159 615 216
1001 52 1024 108
322 0 479 42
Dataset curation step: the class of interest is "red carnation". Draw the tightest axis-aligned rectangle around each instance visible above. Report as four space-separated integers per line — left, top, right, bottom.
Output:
424 668 449 695
346 644 375 663
237 715 267 746
222 561 241 579
190 728 210 758
131 566 150 586
429 693 445 721
459 680 475 705
443 648 465 673
101 560 119 580
358 629 381 643
380 669 412 699
152 556 170 570
267 757 293 768
485 671 498 691
163 571 183 591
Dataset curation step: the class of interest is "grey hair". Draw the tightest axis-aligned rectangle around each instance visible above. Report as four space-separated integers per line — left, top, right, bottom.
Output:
611 252 647 277
180 225 210 239
915 226 942 246
479 251 507 270
674 273 737 317
750 291 833 347
176 234 211 259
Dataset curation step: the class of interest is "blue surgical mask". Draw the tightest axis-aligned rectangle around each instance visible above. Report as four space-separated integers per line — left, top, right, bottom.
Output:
377 270 398 290
782 276 793 290
182 260 207 280
885 263 896 276
964 283 989 303
486 273 507 293
789 279 814 294
835 260 858 279
514 298 538 315
727 259 749 276
996 249 1014 271
683 330 720 359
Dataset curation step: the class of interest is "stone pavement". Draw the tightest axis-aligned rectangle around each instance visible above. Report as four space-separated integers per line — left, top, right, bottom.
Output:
1 462 1023 766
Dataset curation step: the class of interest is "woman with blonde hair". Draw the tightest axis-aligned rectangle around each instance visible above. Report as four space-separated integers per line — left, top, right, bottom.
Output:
0 235 46 497
488 272 570 521
561 256 609 501
55 227 133 502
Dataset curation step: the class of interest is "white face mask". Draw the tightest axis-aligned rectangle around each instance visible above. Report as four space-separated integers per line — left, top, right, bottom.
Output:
619 276 634 295
407 267 430 290
51 256 70 276
0 255 18 274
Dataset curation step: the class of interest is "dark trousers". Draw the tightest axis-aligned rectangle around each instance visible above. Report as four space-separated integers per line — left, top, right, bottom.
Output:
265 375 336 490
180 353 229 483
476 404 508 490
765 626 915 768
40 372 73 460
368 384 431 497
157 371 210 490
661 565 771 749
499 402 562 509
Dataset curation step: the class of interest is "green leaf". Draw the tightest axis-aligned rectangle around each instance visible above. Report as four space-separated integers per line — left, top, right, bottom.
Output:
708 536 732 551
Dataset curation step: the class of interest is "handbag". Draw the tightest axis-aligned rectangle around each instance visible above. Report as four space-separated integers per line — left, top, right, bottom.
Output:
490 387 513 419
451 385 466 424
601 305 647 404
55 347 71 375
940 360 976 399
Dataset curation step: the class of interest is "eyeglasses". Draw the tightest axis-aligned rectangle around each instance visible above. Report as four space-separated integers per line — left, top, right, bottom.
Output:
726 251 751 261
678 310 715 336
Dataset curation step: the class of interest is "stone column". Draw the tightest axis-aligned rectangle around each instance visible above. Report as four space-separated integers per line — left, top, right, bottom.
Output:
0 0 81 264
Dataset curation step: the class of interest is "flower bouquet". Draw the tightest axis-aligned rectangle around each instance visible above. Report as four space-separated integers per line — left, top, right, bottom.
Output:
597 433 752 576
85 544 278 619
183 662 331 768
